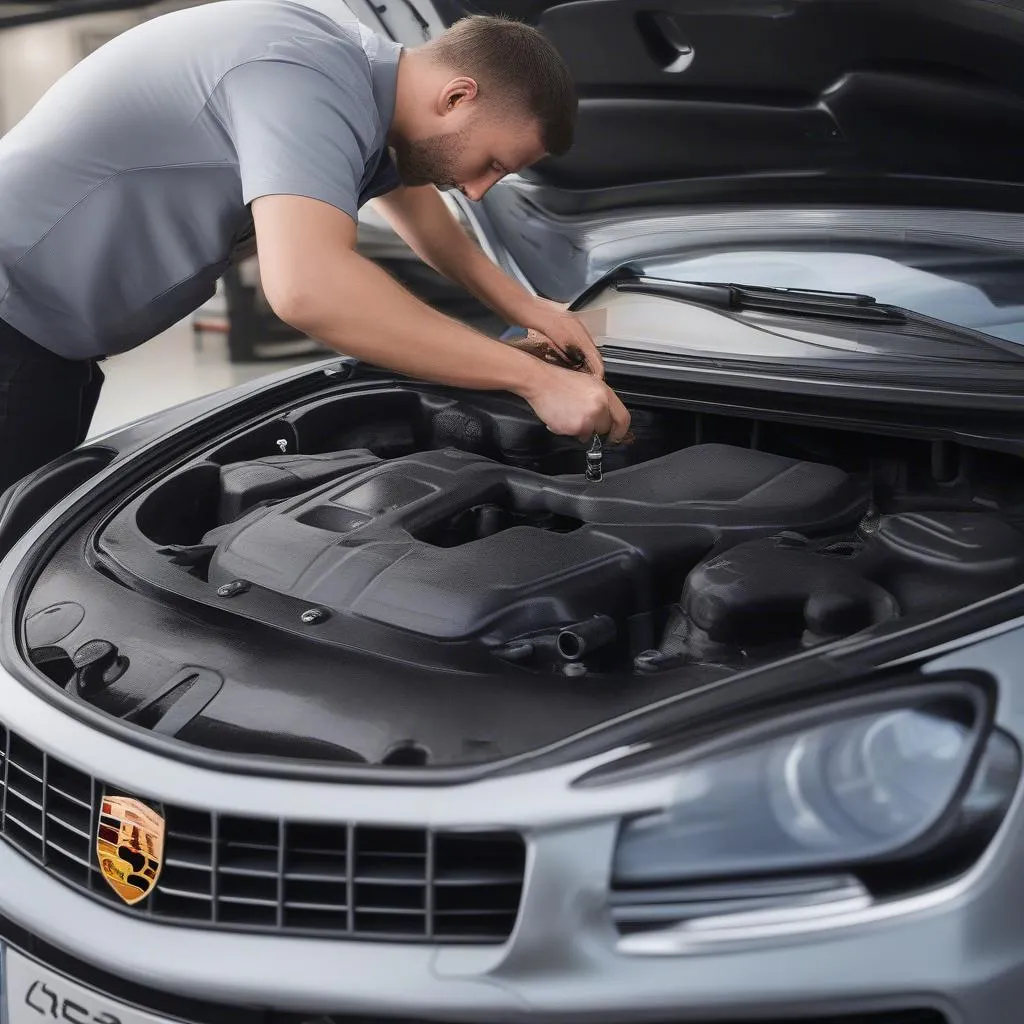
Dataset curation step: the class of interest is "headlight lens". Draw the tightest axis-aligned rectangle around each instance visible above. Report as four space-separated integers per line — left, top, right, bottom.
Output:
613 700 985 885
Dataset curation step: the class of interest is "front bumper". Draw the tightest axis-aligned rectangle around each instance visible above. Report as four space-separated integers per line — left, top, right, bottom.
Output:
0 863 978 1024
5 616 1024 1022
0 850 997 1024
0 939 957 1024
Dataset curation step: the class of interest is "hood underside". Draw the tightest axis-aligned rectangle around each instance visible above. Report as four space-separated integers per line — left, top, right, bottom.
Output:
522 0 1024 202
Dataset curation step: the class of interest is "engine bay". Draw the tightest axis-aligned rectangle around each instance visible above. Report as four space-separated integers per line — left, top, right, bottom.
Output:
21 381 1024 766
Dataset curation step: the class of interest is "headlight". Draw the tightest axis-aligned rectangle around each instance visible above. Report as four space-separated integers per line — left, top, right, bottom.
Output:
613 688 1014 886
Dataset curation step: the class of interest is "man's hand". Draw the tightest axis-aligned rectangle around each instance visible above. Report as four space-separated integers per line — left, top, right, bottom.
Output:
521 362 630 444
515 298 605 379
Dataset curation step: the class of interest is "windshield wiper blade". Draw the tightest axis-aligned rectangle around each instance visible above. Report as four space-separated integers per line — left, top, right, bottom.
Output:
615 277 906 324
613 275 1024 360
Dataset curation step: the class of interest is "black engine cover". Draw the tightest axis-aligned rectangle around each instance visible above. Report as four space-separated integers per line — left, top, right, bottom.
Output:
200 443 867 641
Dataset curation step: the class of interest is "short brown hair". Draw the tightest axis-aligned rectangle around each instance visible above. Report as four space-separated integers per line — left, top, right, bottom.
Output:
424 15 577 156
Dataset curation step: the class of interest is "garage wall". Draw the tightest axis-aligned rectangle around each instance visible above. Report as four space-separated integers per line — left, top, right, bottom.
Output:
0 14 128 132
0 0 207 133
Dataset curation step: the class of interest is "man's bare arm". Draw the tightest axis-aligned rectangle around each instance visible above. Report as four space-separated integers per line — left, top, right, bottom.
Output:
251 194 629 441
370 184 535 326
371 184 605 377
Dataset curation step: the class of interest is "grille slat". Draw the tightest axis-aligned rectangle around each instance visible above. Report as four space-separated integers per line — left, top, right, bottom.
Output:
156 886 215 900
284 899 349 911
0 725 525 944
8 761 43 786
45 839 92 867
356 904 428 915
47 808 90 839
165 853 211 869
6 815 44 843
435 870 524 885
436 913 524 921
48 784 91 810
6 776 44 809
285 869 347 882
217 894 279 907
219 863 281 877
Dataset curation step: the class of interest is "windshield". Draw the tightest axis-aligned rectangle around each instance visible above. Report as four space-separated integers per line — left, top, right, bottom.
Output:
635 244 1024 345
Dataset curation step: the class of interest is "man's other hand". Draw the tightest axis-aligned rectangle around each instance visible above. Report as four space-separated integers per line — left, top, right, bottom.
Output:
517 298 605 379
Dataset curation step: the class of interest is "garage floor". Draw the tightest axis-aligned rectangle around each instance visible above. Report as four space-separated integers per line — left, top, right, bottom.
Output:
86 318 321 439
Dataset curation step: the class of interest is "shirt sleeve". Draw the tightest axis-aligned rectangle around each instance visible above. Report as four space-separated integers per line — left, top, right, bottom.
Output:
211 57 379 223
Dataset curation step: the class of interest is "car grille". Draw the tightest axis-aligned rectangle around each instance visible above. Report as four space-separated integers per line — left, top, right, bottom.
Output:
0 724 526 943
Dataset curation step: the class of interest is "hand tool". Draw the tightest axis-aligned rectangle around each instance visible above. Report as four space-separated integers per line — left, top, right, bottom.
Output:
585 432 604 482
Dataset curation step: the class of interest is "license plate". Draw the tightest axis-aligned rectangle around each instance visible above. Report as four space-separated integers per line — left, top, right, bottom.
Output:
2 946 184 1024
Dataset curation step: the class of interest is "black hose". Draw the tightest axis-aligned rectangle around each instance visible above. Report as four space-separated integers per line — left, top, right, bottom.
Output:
556 614 617 661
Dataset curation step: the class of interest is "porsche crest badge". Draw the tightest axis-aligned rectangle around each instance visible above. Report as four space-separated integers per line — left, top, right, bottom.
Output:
95 795 165 906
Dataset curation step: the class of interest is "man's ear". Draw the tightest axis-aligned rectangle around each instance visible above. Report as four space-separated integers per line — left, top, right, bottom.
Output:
438 76 479 115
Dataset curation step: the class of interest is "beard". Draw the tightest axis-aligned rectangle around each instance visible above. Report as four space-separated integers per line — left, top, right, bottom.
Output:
390 128 467 190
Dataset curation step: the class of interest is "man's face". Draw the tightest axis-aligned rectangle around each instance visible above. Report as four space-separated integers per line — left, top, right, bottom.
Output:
392 96 548 200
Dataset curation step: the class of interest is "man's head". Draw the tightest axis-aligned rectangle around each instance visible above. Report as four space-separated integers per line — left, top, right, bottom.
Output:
390 15 576 199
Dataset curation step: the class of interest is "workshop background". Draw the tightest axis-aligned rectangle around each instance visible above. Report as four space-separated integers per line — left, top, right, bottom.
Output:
0 0 505 439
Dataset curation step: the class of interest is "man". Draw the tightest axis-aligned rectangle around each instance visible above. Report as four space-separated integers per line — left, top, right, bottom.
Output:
0 0 630 493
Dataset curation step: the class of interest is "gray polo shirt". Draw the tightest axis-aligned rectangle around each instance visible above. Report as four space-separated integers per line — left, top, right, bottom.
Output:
0 0 403 359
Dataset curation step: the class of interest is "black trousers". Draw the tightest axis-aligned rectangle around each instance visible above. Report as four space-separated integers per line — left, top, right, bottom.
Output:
0 318 105 494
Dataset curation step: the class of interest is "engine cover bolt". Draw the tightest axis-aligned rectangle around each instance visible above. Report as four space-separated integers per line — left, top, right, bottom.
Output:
217 580 250 597
563 661 588 678
300 607 329 624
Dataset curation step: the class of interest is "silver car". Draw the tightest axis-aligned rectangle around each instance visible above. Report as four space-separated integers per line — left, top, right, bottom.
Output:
3 0 1024 1022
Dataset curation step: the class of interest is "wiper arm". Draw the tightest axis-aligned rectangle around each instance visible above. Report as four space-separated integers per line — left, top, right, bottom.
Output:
614 275 1024 360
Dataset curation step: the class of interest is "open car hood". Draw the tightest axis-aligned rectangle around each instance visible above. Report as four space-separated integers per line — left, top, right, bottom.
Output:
491 0 1024 209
